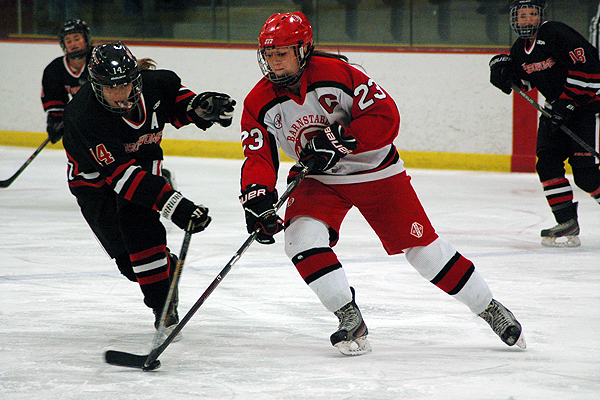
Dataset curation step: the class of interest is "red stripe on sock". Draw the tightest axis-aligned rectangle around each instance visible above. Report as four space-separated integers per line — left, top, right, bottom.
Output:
435 255 473 294
130 245 167 262
295 250 340 280
542 177 569 188
547 195 573 206
137 270 169 286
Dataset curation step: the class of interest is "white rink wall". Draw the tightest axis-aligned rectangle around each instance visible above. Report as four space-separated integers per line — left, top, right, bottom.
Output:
0 41 512 155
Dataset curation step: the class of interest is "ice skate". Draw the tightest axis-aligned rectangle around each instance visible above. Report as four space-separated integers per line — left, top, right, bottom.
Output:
330 287 372 356
153 294 180 340
479 299 526 349
153 301 179 331
540 219 580 247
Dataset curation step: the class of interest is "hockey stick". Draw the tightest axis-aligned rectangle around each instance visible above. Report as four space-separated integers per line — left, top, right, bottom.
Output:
104 160 314 371
153 221 194 343
105 220 194 371
0 138 51 188
511 83 600 162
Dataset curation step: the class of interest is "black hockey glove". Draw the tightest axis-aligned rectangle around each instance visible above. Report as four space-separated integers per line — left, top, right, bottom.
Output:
543 98 576 132
299 124 358 172
159 191 211 233
187 92 236 129
46 112 64 144
240 184 284 245
489 54 514 95
286 163 304 185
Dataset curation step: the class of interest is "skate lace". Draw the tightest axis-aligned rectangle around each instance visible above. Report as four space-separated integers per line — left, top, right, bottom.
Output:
335 303 361 332
480 301 512 336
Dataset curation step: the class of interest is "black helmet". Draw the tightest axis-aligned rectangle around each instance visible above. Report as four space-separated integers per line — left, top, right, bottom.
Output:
510 0 547 39
59 19 91 60
88 42 142 115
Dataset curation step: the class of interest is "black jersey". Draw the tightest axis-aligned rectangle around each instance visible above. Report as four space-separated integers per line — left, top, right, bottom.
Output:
41 55 89 115
510 21 600 106
63 69 196 210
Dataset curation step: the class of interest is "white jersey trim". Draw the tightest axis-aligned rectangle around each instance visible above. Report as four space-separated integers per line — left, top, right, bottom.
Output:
308 158 405 185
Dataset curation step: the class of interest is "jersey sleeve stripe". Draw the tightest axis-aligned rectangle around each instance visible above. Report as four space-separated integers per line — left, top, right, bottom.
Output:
113 164 138 194
123 170 146 201
175 86 195 102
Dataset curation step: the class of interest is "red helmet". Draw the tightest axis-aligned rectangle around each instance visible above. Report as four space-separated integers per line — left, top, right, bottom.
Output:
257 12 314 86
258 12 313 49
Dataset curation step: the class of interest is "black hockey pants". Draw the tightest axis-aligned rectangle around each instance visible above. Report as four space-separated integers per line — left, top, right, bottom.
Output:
71 184 170 310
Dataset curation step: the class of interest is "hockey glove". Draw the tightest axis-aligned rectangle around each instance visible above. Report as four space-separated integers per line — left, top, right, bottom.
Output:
489 54 514 95
46 112 65 144
159 191 211 233
286 163 304 185
299 124 357 172
240 184 284 245
544 98 576 132
187 92 236 129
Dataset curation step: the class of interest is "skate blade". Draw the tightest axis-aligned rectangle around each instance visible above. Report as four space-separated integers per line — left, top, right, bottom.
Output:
541 235 581 248
514 333 526 349
334 336 372 356
157 326 182 343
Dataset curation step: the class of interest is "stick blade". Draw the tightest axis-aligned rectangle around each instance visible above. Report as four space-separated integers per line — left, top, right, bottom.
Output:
0 178 16 188
104 350 161 371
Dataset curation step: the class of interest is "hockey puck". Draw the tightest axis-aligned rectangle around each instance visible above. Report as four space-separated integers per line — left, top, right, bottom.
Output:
142 359 161 371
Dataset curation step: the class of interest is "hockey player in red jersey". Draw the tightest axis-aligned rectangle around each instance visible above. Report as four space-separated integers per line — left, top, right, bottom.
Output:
41 19 92 145
63 42 235 333
490 0 600 247
240 12 525 355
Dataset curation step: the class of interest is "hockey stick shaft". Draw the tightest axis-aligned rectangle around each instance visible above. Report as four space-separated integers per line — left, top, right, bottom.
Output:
511 83 600 161
141 160 314 368
150 221 194 348
0 138 51 188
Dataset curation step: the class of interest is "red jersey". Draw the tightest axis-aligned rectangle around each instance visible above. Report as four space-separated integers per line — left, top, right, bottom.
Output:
240 55 404 191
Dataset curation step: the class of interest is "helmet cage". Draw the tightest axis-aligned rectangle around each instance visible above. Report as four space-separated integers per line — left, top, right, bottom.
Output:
257 43 312 87
59 19 91 60
510 0 546 39
88 42 142 116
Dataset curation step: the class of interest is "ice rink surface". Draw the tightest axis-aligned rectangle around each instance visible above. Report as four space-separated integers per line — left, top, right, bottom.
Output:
1 146 599 400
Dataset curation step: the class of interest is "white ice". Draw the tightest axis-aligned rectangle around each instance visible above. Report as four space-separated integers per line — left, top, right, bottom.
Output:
1 146 599 400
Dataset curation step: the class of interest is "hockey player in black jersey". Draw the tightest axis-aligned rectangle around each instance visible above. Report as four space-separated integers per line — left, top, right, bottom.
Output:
41 19 92 144
489 0 600 247
63 42 235 333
